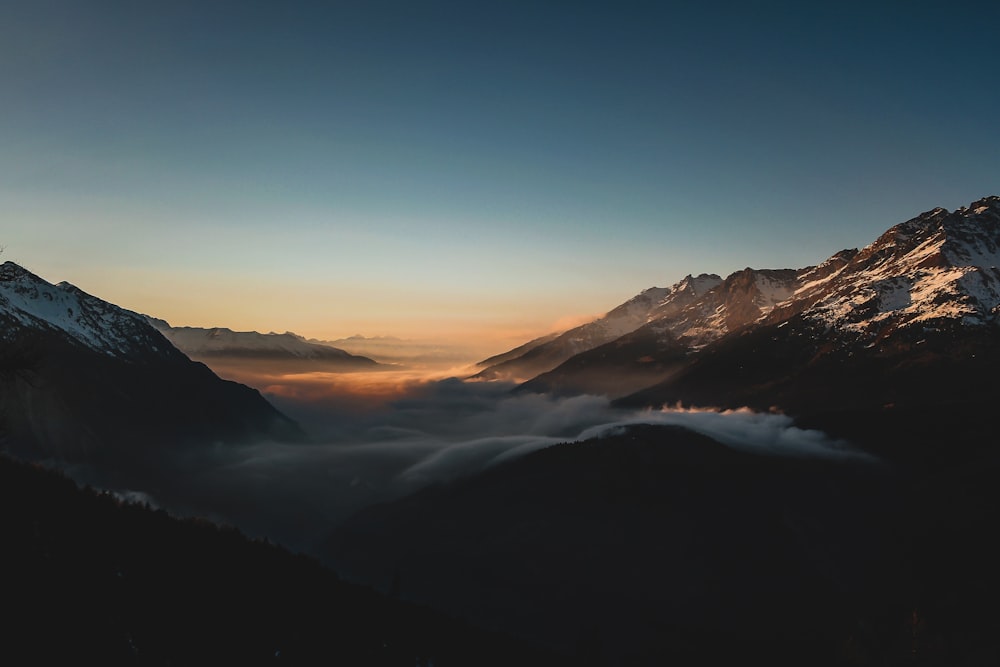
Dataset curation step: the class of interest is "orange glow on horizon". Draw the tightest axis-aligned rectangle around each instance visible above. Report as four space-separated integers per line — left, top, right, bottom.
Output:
199 357 485 411
56 265 614 362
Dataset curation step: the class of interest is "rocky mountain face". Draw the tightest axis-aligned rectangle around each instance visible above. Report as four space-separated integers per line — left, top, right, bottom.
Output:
1 263 186 362
147 318 378 366
0 262 302 464
767 197 1000 338
473 273 722 382
516 267 806 395
491 197 1000 421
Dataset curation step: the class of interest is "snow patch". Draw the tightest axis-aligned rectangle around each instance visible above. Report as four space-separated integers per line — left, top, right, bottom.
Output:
0 262 152 356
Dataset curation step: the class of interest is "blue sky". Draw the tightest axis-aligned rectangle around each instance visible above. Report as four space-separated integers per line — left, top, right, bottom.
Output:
2 1 998 353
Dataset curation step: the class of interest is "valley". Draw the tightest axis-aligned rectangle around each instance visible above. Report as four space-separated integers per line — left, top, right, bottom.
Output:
3 197 999 664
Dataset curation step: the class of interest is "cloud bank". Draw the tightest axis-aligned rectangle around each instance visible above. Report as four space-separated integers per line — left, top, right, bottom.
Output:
63 376 872 552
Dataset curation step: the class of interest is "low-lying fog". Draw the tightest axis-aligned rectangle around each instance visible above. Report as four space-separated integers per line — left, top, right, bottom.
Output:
67 360 872 553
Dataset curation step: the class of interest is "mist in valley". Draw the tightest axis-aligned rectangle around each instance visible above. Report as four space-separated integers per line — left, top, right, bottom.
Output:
61 359 872 554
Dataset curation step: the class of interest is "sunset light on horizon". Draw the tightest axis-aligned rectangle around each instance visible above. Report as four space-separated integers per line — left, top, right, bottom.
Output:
3 1 999 356
5 3 1000 663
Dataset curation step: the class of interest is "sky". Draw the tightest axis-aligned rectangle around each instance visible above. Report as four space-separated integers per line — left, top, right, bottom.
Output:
2 0 998 357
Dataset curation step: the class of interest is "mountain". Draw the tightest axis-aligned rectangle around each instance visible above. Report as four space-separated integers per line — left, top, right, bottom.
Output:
147 318 378 367
2 264 181 361
474 331 561 369
0 452 563 666
764 197 1000 336
0 262 302 465
619 197 1000 459
323 423 1000 665
519 267 806 396
492 198 1000 418
473 273 722 382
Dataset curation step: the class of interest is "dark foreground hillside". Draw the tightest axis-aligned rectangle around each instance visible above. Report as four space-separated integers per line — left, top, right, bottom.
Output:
325 424 1000 667
0 454 564 667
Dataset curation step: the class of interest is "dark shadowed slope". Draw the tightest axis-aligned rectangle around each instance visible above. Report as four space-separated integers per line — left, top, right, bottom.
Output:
517 324 691 397
320 423 994 666
0 453 564 666
0 262 302 468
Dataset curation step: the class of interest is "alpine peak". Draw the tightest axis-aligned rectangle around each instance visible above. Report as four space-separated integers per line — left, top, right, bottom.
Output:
1 261 180 361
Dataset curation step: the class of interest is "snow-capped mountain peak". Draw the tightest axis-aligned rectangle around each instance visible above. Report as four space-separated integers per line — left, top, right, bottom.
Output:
675 272 725 299
480 196 1000 395
640 267 803 347
472 273 724 381
578 273 725 342
0 262 174 359
1 262 304 458
791 198 1000 338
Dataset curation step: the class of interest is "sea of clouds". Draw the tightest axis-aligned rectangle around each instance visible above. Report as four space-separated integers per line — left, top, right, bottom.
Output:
68 374 871 552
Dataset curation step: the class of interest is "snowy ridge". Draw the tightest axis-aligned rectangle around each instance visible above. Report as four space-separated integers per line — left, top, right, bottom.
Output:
546 273 724 355
597 273 723 339
0 262 305 456
666 197 1000 344
157 325 319 356
590 287 675 341
473 273 723 380
644 268 805 347
0 262 173 359
489 195 1000 399
524 273 722 354
792 197 1000 338
646 273 723 321
754 273 799 308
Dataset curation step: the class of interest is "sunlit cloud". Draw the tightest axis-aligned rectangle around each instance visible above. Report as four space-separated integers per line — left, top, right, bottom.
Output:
577 405 875 461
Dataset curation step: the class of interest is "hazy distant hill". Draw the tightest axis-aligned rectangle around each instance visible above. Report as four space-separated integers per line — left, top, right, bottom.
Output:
327 334 491 367
147 318 378 367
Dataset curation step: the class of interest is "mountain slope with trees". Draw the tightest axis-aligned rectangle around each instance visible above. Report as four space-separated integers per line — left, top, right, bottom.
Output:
0 452 564 666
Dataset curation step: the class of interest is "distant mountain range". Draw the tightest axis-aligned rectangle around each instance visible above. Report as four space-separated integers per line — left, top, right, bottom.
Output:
143 324 479 369
325 334 495 367
0 262 301 465
146 318 378 367
480 196 1000 448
